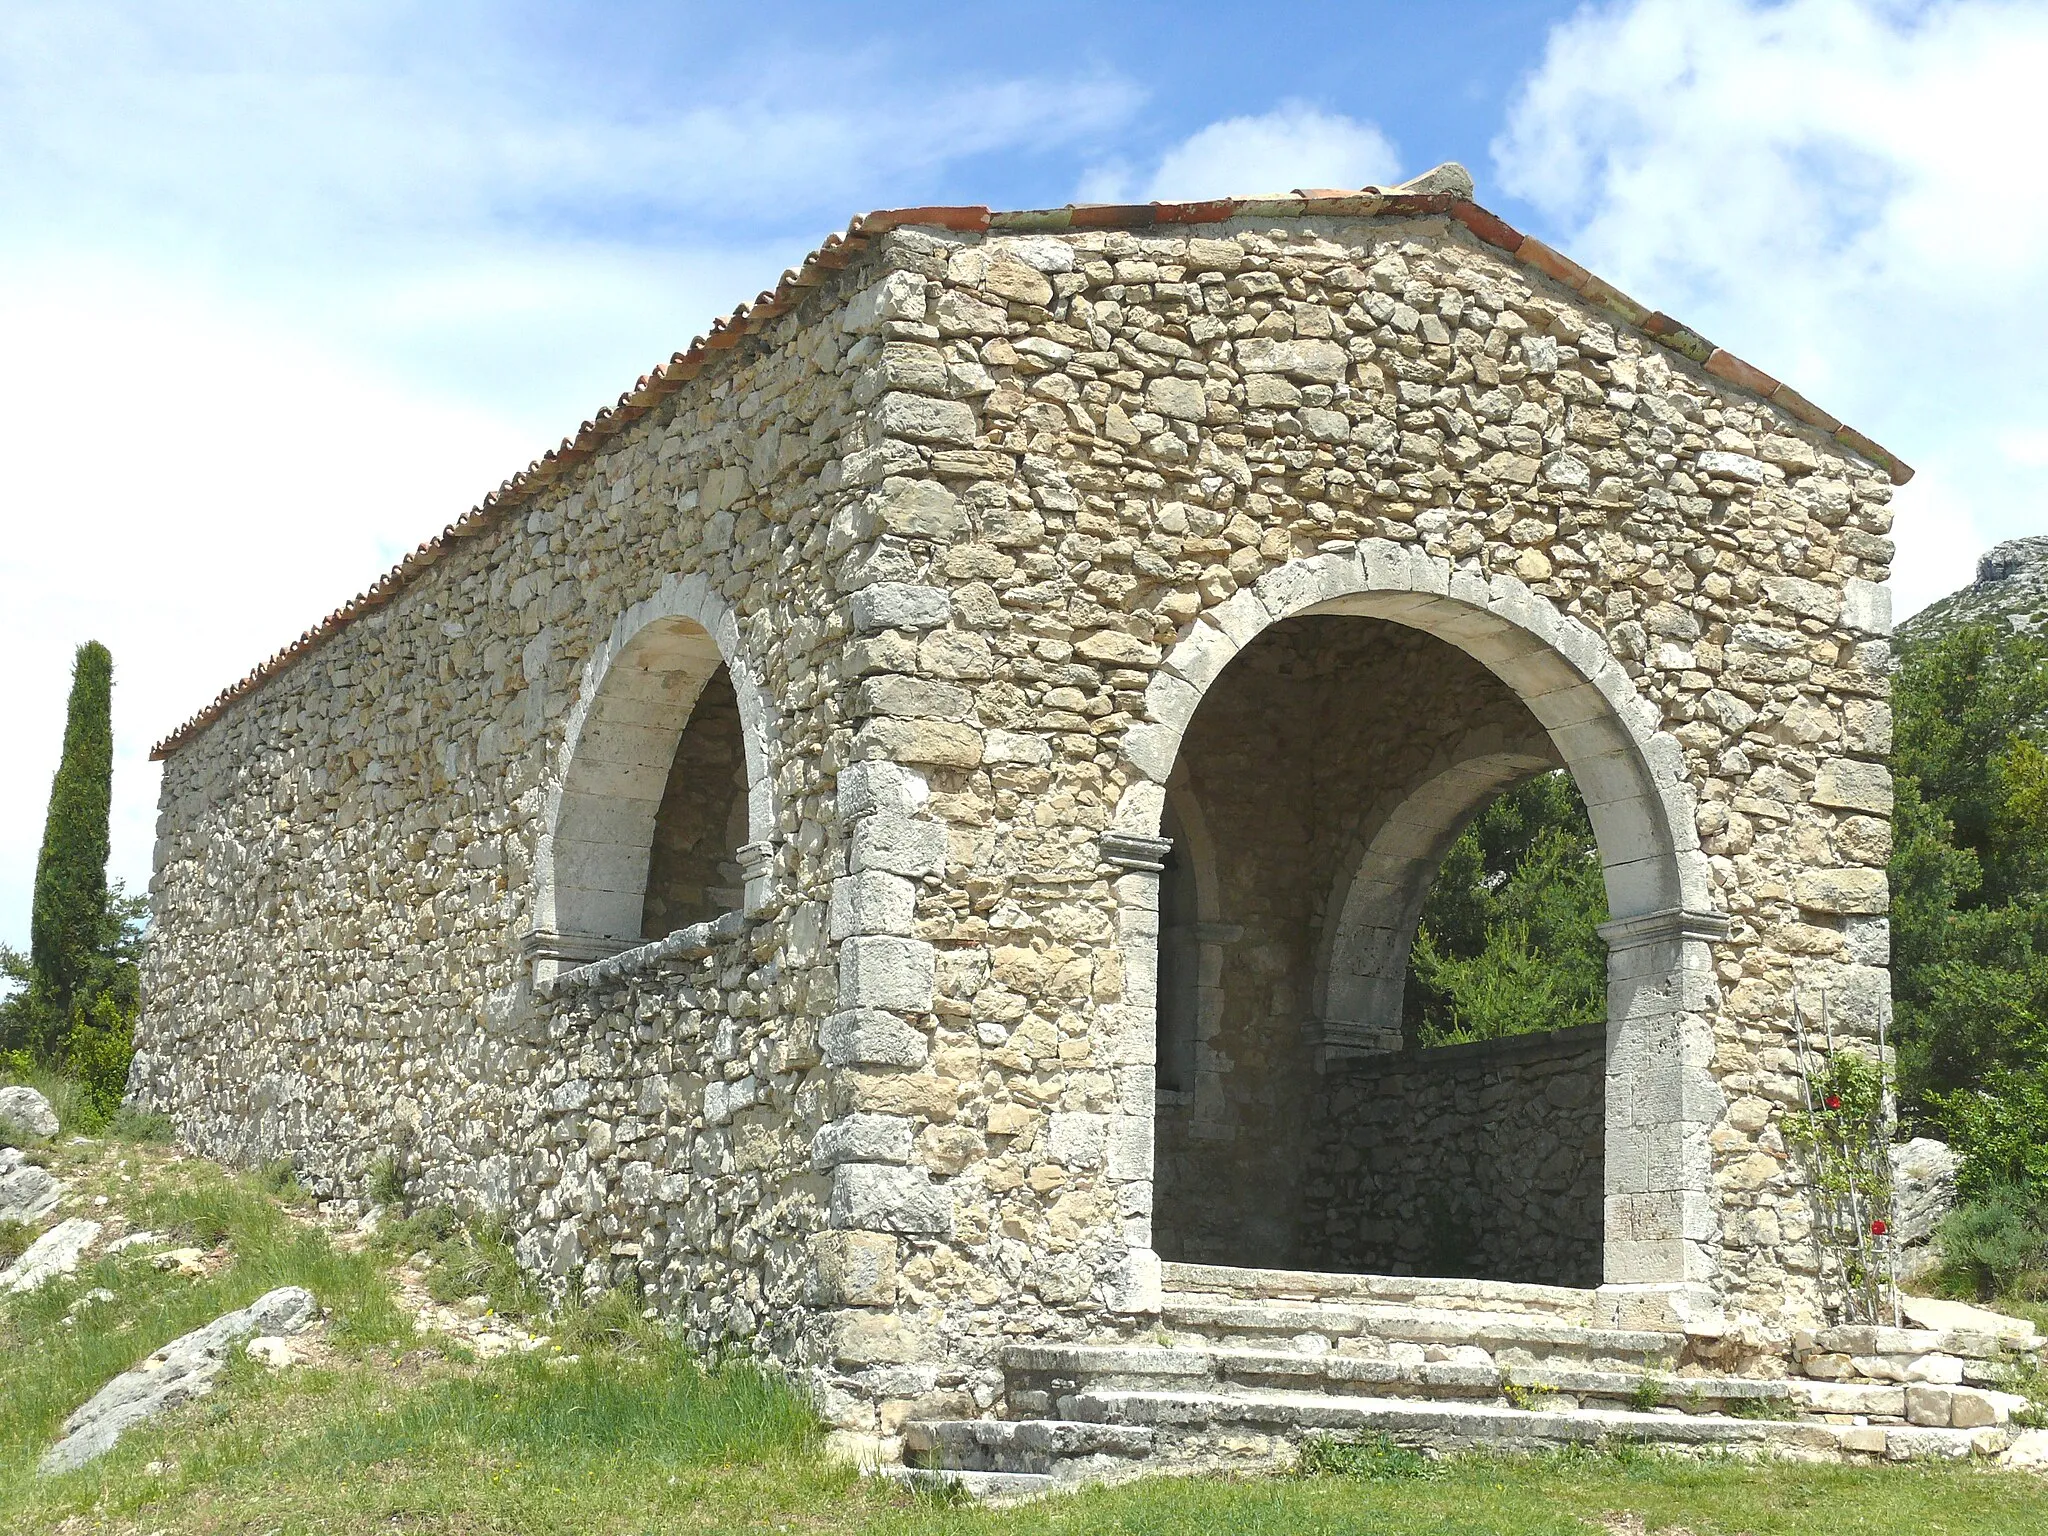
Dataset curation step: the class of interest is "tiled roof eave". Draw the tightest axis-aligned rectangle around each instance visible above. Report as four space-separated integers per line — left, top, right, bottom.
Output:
148 191 1907 761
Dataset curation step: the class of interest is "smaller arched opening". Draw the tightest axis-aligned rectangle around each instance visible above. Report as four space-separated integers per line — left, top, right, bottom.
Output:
528 578 777 981
1314 751 1558 1057
640 663 752 937
1305 765 1614 1285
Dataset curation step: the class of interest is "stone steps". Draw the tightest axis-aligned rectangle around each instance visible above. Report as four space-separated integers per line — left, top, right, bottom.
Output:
900 1419 1156 1479
896 1279 2044 1496
1162 1261 1605 1323
904 1394 2012 1483
1052 1389 2012 1466
1004 1341 1790 1414
1159 1295 1686 1370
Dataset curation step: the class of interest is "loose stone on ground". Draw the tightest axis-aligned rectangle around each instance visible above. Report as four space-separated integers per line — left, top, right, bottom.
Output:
0 1085 60 1140
0 1145 63 1225
3 1218 101 1294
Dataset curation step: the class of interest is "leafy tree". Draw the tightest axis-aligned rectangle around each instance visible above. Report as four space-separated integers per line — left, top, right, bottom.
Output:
1890 624 2048 1151
1892 626 2048 910
1404 771 1608 1047
27 643 114 1034
1 643 143 1115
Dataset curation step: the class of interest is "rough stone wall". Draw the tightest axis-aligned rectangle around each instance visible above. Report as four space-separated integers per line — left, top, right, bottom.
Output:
137 206 1903 1454
642 667 750 937
1148 614 1555 1268
1303 1024 1605 1287
132 242 888 1354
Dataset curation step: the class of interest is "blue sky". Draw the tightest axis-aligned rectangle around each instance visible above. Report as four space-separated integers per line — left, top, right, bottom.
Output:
3 0 2047 956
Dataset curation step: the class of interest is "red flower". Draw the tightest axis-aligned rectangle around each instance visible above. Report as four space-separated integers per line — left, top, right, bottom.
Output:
1871 1219 1889 1236
1824 1094 1841 1109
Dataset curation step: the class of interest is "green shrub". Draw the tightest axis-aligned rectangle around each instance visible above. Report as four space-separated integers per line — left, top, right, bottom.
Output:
1939 1064 2048 1203
1297 1433 1439 1481
1938 1188 2048 1301
62 990 135 1128
381 1202 460 1252
367 1152 407 1209
257 1156 305 1201
108 1107 174 1143
380 1204 544 1319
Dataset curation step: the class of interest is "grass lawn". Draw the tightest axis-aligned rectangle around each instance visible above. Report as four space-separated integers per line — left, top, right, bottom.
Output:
6 1128 2048 1535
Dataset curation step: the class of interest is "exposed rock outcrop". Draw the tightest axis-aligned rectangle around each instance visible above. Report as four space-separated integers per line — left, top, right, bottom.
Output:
1890 1137 1959 1248
2 1218 101 1293
39 1285 318 1474
1898 536 2048 644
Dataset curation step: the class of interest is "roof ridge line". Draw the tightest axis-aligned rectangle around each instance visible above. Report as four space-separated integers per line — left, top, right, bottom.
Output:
148 193 1907 761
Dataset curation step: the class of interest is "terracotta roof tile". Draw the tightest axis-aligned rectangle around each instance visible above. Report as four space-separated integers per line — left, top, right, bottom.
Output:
148 191 1909 761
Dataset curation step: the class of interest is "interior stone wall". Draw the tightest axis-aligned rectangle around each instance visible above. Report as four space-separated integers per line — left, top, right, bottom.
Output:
1302 1024 1606 1287
641 666 751 938
1149 614 1556 1268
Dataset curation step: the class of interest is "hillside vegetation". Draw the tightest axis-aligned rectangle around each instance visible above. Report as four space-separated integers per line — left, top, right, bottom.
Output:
5 1119 2046 1535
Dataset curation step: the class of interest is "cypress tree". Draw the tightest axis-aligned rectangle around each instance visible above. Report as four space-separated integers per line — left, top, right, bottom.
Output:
25 641 115 1057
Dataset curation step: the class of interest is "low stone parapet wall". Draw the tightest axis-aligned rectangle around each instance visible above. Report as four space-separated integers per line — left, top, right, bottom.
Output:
1301 1024 1604 1287
507 921 825 1357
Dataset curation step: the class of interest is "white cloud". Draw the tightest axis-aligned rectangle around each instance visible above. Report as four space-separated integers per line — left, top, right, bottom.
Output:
1083 102 1401 204
0 4 1142 257
0 3 1147 958
1494 0 2048 619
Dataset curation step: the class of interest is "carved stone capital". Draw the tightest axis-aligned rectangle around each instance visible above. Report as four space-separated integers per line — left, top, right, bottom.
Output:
1305 1016 1404 1060
1101 832 1172 872
1596 907 1731 952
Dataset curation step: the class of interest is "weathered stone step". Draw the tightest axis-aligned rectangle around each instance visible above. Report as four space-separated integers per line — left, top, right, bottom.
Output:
1005 1342 1792 1414
901 1419 1155 1478
877 1466 1055 1503
1164 1261 1604 1323
1051 1388 2015 1466
1802 1321 2043 1367
1160 1296 1684 1368
1790 1377 2026 1429
1506 1364 1789 1412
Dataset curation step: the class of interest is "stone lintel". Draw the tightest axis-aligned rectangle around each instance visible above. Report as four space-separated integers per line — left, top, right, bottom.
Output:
520 928 634 966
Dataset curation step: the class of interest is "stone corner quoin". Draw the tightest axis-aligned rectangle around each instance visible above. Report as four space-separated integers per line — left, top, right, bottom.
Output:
132 204 1900 1445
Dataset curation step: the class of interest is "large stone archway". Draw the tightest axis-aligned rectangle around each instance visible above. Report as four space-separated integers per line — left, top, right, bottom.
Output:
1109 542 1727 1302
